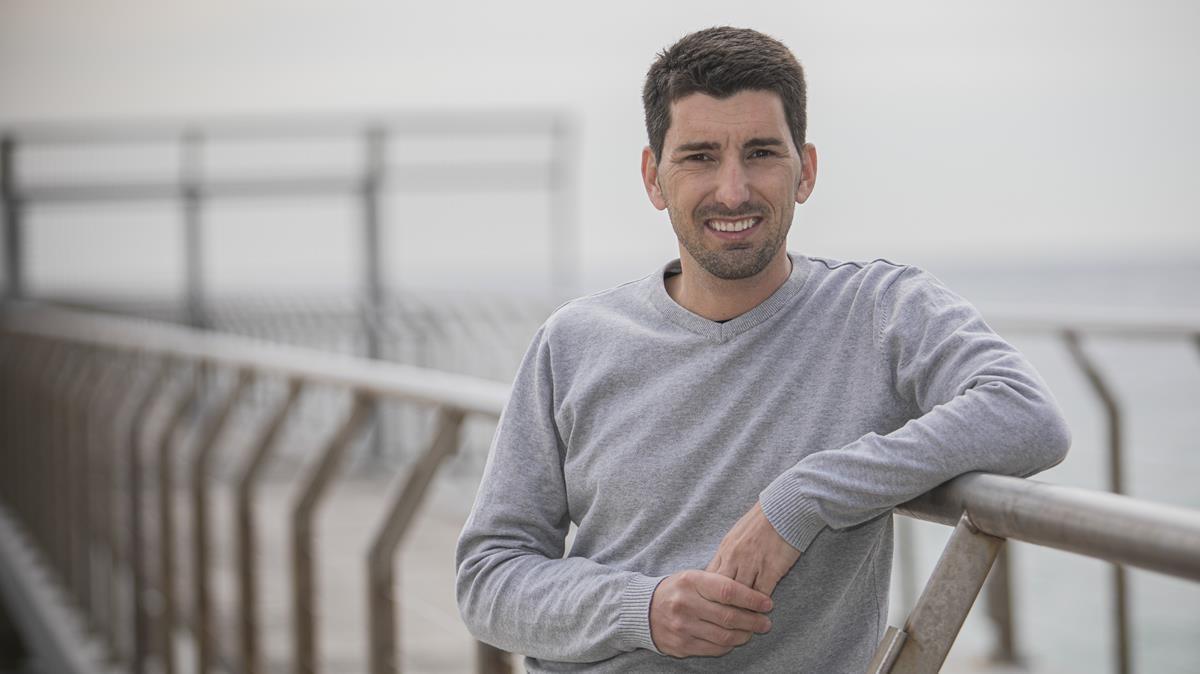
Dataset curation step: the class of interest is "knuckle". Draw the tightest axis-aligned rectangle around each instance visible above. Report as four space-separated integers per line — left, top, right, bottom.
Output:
719 582 735 604
720 609 738 629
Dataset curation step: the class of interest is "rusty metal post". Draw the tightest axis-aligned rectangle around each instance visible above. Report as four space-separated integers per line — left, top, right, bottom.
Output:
155 361 198 674
366 408 464 674
292 394 373 674
106 354 158 665
1 134 22 300
190 368 251 674
235 379 303 674
21 340 53 531
867 514 1005 673
0 336 17 509
2 337 33 526
476 643 513 674
984 543 1018 664
1063 329 1130 674
127 358 170 674
181 129 208 331
65 351 102 617
84 352 128 640
46 344 79 579
360 125 387 463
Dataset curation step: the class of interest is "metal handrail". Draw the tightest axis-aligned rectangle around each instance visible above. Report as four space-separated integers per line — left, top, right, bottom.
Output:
0 302 511 674
901 472 1200 580
985 308 1200 673
3 303 1200 674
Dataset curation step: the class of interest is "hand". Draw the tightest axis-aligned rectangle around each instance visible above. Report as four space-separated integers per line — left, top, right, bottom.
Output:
706 501 801 596
648 570 773 658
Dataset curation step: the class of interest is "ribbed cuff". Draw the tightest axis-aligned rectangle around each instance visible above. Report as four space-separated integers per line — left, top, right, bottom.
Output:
616 574 667 654
759 477 827 553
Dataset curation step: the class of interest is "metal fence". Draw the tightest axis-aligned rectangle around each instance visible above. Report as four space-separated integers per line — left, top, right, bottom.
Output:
1 303 1199 674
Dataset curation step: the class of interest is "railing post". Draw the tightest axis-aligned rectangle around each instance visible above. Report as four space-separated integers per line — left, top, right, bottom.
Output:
84 351 128 646
155 360 198 674
181 129 207 330
366 407 464 674
361 124 388 463
190 368 251 674
65 350 102 620
1063 329 1131 674
984 544 1018 664
1 134 22 300
236 379 304 674
46 343 79 581
867 514 1004 673
292 393 373 674
127 358 170 674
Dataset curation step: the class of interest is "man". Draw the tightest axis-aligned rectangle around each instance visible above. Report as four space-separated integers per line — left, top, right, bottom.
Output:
456 26 1070 672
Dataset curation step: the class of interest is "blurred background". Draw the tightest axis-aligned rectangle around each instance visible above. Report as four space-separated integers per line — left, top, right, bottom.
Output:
1 1 1198 673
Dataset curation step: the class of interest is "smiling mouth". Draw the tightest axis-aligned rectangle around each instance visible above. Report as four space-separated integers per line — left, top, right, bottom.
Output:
705 216 761 233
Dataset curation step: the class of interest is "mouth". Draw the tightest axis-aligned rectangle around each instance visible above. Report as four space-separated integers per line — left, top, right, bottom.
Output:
704 216 762 240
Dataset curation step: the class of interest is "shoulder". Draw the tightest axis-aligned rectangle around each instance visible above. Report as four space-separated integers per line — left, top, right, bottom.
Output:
539 273 658 348
801 254 922 299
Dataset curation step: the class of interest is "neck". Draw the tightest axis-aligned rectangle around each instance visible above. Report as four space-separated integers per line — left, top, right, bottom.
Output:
665 248 792 322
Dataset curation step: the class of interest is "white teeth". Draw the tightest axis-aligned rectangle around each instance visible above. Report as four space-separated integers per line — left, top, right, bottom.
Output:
708 218 757 232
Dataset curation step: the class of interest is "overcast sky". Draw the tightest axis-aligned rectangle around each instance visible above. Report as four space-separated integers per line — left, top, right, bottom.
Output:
2 1 1198 297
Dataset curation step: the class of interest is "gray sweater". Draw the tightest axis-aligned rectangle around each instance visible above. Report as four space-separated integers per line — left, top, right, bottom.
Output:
456 253 1070 673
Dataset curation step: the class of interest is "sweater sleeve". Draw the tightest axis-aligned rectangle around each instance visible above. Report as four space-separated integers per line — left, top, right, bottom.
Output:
759 267 1071 551
455 324 667 662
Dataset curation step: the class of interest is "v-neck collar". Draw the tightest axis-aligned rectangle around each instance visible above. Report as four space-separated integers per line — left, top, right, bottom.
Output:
645 252 812 343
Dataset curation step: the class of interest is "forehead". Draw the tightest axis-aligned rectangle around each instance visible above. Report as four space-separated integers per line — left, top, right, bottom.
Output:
664 90 792 149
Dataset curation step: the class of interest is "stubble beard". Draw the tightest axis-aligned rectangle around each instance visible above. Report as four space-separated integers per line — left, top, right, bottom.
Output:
670 202 791 280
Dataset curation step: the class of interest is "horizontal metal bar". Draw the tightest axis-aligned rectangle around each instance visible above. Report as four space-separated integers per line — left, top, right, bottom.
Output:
1 303 508 418
986 307 1200 339
4 111 567 144
16 163 553 203
898 472 1200 581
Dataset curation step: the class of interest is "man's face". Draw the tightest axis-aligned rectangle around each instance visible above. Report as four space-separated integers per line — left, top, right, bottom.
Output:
641 90 817 280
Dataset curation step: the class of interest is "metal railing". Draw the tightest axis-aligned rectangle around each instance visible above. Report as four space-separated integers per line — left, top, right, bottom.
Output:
979 308 1200 673
0 303 514 674
2 303 1199 674
871 472 1200 672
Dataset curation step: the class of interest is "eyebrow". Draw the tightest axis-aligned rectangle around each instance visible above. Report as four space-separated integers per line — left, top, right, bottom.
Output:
744 137 787 150
672 141 720 154
671 137 788 155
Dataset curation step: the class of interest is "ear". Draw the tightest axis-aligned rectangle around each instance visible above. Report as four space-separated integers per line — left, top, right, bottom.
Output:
641 146 668 210
794 143 819 204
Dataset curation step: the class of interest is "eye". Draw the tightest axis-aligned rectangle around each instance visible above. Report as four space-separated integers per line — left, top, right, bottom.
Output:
684 153 713 162
748 148 776 159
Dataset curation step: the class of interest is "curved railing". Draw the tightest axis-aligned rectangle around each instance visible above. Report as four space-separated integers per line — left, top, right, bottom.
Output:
0 303 511 674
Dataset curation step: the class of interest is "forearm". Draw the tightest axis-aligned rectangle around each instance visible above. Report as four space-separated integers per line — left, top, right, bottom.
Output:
762 377 1070 547
764 267 1071 548
456 535 663 662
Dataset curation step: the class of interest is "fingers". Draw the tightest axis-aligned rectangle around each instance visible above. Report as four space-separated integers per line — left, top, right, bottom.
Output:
694 571 773 613
650 570 773 659
693 597 772 634
689 621 754 651
753 565 787 596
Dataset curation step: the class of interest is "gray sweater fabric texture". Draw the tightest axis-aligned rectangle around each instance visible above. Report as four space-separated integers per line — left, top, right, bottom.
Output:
456 253 1071 673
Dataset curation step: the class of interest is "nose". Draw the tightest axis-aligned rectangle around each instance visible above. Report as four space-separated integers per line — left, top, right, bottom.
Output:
714 158 751 209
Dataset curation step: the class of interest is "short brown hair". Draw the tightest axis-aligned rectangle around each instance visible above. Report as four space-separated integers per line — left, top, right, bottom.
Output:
643 27 807 161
